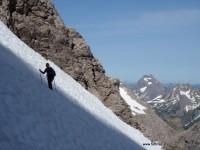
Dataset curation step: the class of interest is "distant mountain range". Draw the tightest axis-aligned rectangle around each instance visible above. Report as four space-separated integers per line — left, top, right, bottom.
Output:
129 75 200 131
126 81 200 91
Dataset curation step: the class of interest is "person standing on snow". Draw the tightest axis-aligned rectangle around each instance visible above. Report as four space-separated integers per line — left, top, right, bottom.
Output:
39 63 56 90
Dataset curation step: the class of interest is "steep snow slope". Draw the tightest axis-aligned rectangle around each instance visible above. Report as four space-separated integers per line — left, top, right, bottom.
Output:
0 21 161 150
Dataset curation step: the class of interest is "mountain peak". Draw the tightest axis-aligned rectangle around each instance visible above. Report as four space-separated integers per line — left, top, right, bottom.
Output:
138 74 161 87
135 75 165 101
143 74 155 79
174 83 192 91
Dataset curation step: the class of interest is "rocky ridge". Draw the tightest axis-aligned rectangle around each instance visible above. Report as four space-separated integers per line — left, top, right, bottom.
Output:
133 75 200 131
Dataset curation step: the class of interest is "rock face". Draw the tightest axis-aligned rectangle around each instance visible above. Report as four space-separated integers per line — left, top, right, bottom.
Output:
0 0 134 126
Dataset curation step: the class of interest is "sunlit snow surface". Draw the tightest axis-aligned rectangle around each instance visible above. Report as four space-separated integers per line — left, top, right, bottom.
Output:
0 21 161 150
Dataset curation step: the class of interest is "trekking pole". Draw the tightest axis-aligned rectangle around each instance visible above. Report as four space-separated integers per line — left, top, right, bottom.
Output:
40 72 42 84
54 79 57 91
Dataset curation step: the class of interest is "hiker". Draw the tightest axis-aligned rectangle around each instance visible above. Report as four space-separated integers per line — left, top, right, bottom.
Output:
39 63 56 90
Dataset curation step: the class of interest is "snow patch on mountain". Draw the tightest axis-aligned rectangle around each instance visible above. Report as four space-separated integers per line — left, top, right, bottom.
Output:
185 103 200 112
144 78 153 85
140 87 147 93
153 95 163 100
147 96 165 108
120 87 146 115
180 90 196 101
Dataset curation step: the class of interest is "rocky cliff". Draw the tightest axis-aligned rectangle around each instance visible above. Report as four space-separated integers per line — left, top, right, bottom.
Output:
0 0 134 126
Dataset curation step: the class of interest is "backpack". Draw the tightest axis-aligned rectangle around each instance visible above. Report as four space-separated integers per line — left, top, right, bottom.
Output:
50 67 56 77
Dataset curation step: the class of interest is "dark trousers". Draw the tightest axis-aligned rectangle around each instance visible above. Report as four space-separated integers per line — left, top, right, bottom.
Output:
47 76 54 90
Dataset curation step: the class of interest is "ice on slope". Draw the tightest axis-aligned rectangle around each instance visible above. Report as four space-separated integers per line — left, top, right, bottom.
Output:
0 21 161 150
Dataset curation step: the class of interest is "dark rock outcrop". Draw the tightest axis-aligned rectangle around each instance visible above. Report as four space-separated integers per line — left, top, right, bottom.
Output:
0 0 133 126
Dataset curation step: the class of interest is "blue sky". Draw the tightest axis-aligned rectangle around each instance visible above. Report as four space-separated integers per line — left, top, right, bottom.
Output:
51 0 200 84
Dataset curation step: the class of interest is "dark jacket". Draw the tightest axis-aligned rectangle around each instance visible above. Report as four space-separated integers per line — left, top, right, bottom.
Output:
40 67 56 79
